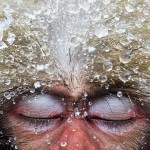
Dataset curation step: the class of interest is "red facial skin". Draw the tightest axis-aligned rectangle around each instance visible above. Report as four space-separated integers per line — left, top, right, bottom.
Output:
6 85 148 150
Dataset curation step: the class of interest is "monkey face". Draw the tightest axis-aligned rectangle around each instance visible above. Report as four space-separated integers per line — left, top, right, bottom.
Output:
0 0 150 150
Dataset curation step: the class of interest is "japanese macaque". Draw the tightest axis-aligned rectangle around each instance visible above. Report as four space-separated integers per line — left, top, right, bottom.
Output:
0 0 150 150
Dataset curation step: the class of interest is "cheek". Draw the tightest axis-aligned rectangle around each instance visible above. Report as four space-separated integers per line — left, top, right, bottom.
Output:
7 115 64 150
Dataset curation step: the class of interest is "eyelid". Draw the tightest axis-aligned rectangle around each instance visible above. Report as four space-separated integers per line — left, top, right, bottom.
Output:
91 118 135 133
17 114 63 132
89 94 136 120
11 94 64 118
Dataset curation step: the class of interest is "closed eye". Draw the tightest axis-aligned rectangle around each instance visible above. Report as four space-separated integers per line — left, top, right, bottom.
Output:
88 93 146 133
6 93 66 132
18 114 66 132
89 117 135 129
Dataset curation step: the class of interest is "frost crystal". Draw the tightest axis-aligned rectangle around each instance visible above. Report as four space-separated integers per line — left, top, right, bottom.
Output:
34 82 41 89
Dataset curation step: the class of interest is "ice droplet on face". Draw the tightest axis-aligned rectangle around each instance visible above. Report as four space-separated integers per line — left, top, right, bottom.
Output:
6 55 14 63
83 91 88 97
70 37 80 46
119 50 132 64
74 108 81 116
117 91 123 98
0 131 4 137
17 64 26 73
30 88 35 93
83 111 88 117
103 60 113 71
99 74 108 83
12 99 16 105
14 145 19 149
119 72 132 83
125 4 135 12
0 111 3 115
115 21 126 34
105 48 110 52
93 135 97 139
27 64 36 74
88 101 92 106
67 117 72 123
4 91 15 100
34 81 41 89
5 78 11 85
105 84 110 89
94 24 108 38
60 141 67 147
94 74 108 83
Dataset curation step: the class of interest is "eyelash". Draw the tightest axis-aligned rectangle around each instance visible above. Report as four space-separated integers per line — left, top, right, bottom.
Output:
20 116 134 132
90 117 135 130
19 115 65 129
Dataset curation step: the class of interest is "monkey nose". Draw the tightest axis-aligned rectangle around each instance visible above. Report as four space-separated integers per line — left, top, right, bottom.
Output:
51 118 98 150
